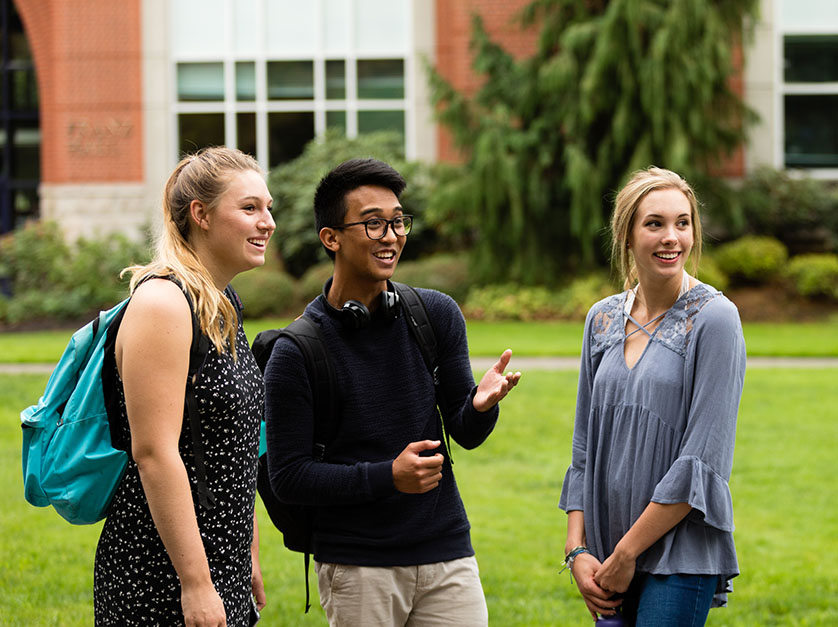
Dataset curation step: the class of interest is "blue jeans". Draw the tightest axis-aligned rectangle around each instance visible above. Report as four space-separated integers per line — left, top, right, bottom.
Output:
617 573 717 627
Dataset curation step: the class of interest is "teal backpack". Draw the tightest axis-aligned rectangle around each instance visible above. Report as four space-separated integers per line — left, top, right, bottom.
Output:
21 279 234 525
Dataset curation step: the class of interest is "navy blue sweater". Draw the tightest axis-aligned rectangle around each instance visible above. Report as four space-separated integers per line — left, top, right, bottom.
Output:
263 287 499 566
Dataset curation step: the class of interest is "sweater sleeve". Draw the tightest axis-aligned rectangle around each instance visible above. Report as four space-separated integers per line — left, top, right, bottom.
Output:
422 289 499 450
264 336 396 507
651 296 746 532
559 307 596 513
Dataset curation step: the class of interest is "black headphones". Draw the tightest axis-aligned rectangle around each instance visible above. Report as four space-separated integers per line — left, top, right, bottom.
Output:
322 278 401 330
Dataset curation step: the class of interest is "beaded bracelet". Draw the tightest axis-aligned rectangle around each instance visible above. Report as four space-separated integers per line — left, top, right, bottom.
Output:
559 545 590 582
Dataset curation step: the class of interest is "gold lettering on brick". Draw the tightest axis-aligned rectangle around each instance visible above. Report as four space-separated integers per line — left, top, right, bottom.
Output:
67 119 133 156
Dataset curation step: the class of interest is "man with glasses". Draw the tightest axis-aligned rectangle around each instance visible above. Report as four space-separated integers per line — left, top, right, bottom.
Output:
263 158 520 626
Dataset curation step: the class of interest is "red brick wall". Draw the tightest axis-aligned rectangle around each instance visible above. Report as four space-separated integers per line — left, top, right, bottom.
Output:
717 37 745 178
14 0 143 183
435 0 535 163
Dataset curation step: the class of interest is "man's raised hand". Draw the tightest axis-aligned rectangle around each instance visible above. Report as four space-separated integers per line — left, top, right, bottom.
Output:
473 349 521 413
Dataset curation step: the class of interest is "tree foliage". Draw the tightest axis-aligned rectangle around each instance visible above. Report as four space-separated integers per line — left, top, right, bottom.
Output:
428 0 759 284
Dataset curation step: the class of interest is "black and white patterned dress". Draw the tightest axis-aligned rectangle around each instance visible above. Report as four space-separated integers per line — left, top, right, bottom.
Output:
94 314 263 626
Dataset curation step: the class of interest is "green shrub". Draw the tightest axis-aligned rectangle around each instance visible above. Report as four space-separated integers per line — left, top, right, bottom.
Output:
555 274 616 319
714 235 788 285
231 265 299 318
738 167 838 253
393 253 472 303
462 274 613 321
695 255 729 291
298 261 334 303
785 254 838 300
0 221 150 325
463 284 561 321
267 130 445 278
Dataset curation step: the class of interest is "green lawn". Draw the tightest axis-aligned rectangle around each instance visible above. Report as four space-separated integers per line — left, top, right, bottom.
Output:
2 319 838 362
2 369 837 625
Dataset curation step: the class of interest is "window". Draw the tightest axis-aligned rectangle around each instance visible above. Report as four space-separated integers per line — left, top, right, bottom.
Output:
170 0 413 168
1 0 40 235
779 1 838 171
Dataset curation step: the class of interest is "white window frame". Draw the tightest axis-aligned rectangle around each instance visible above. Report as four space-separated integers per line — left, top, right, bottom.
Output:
775 0 838 178
169 0 416 172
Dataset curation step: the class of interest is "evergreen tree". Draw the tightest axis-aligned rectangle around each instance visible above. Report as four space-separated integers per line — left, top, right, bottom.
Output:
428 0 758 284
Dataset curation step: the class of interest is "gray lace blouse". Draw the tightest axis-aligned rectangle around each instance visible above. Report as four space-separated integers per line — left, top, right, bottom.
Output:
559 283 746 607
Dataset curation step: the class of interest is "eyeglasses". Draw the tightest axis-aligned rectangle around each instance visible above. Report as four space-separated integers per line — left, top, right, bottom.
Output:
330 215 413 240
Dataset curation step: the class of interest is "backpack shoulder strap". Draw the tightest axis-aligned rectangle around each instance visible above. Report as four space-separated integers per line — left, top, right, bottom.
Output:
224 284 244 327
392 282 438 378
102 274 216 510
392 282 454 462
278 316 338 460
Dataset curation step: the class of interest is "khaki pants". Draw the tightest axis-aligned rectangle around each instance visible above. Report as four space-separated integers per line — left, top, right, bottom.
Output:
315 556 488 627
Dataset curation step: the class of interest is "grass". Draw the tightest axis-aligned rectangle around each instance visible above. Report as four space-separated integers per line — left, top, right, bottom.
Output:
2 319 838 362
2 368 837 625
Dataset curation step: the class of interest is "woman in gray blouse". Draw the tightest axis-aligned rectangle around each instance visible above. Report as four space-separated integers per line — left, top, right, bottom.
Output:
559 167 746 626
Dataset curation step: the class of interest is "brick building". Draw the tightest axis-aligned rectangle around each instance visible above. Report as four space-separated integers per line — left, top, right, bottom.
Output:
2 0 836 239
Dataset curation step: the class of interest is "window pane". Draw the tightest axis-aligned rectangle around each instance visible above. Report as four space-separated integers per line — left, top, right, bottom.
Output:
10 8 32 61
14 188 39 225
326 60 346 99
10 68 38 110
358 60 404 99
171 0 224 57
785 36 838 82
177 63 224 101
267 61 314 100
326 111 346 132
178 113 225 156
237 112 257 157
11 124 40 179
0 129 6 177
785 95 838 167
356 0 409 54
236 62 256 101
268 112 314 166
266 0 316 55
358 110 404 136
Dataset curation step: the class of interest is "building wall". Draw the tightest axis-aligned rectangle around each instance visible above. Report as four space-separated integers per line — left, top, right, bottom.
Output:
434 0 535 163
9 0 826 241
743 0 776 173
15 0 149 240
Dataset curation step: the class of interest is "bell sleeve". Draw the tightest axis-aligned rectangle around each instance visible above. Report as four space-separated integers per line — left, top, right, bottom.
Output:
559 307 597 513
651 296 746 532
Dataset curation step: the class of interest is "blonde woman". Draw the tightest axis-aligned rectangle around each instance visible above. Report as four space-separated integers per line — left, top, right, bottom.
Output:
559 167 745 626
94 147 275 626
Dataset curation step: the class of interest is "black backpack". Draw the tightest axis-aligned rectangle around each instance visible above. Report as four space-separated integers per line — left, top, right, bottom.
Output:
251 282 447 612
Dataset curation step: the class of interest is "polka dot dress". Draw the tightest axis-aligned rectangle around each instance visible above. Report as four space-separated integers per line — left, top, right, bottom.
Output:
94 320 263 626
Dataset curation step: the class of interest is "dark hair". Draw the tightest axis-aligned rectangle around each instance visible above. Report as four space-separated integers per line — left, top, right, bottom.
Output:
314 158 407 252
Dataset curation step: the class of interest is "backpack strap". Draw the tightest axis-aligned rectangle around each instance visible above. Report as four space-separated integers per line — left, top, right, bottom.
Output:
184 283 242 510
102 275 222 511
277 316 338 462
183 288 215 510
253 314 337 613
391 282 452 463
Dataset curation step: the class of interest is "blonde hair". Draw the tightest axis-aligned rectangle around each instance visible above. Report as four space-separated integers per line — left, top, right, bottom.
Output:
610 166 703 289
124 146 263 359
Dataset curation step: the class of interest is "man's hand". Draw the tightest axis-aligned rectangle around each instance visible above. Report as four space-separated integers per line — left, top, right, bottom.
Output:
393 440 444 494
473 349 522 413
